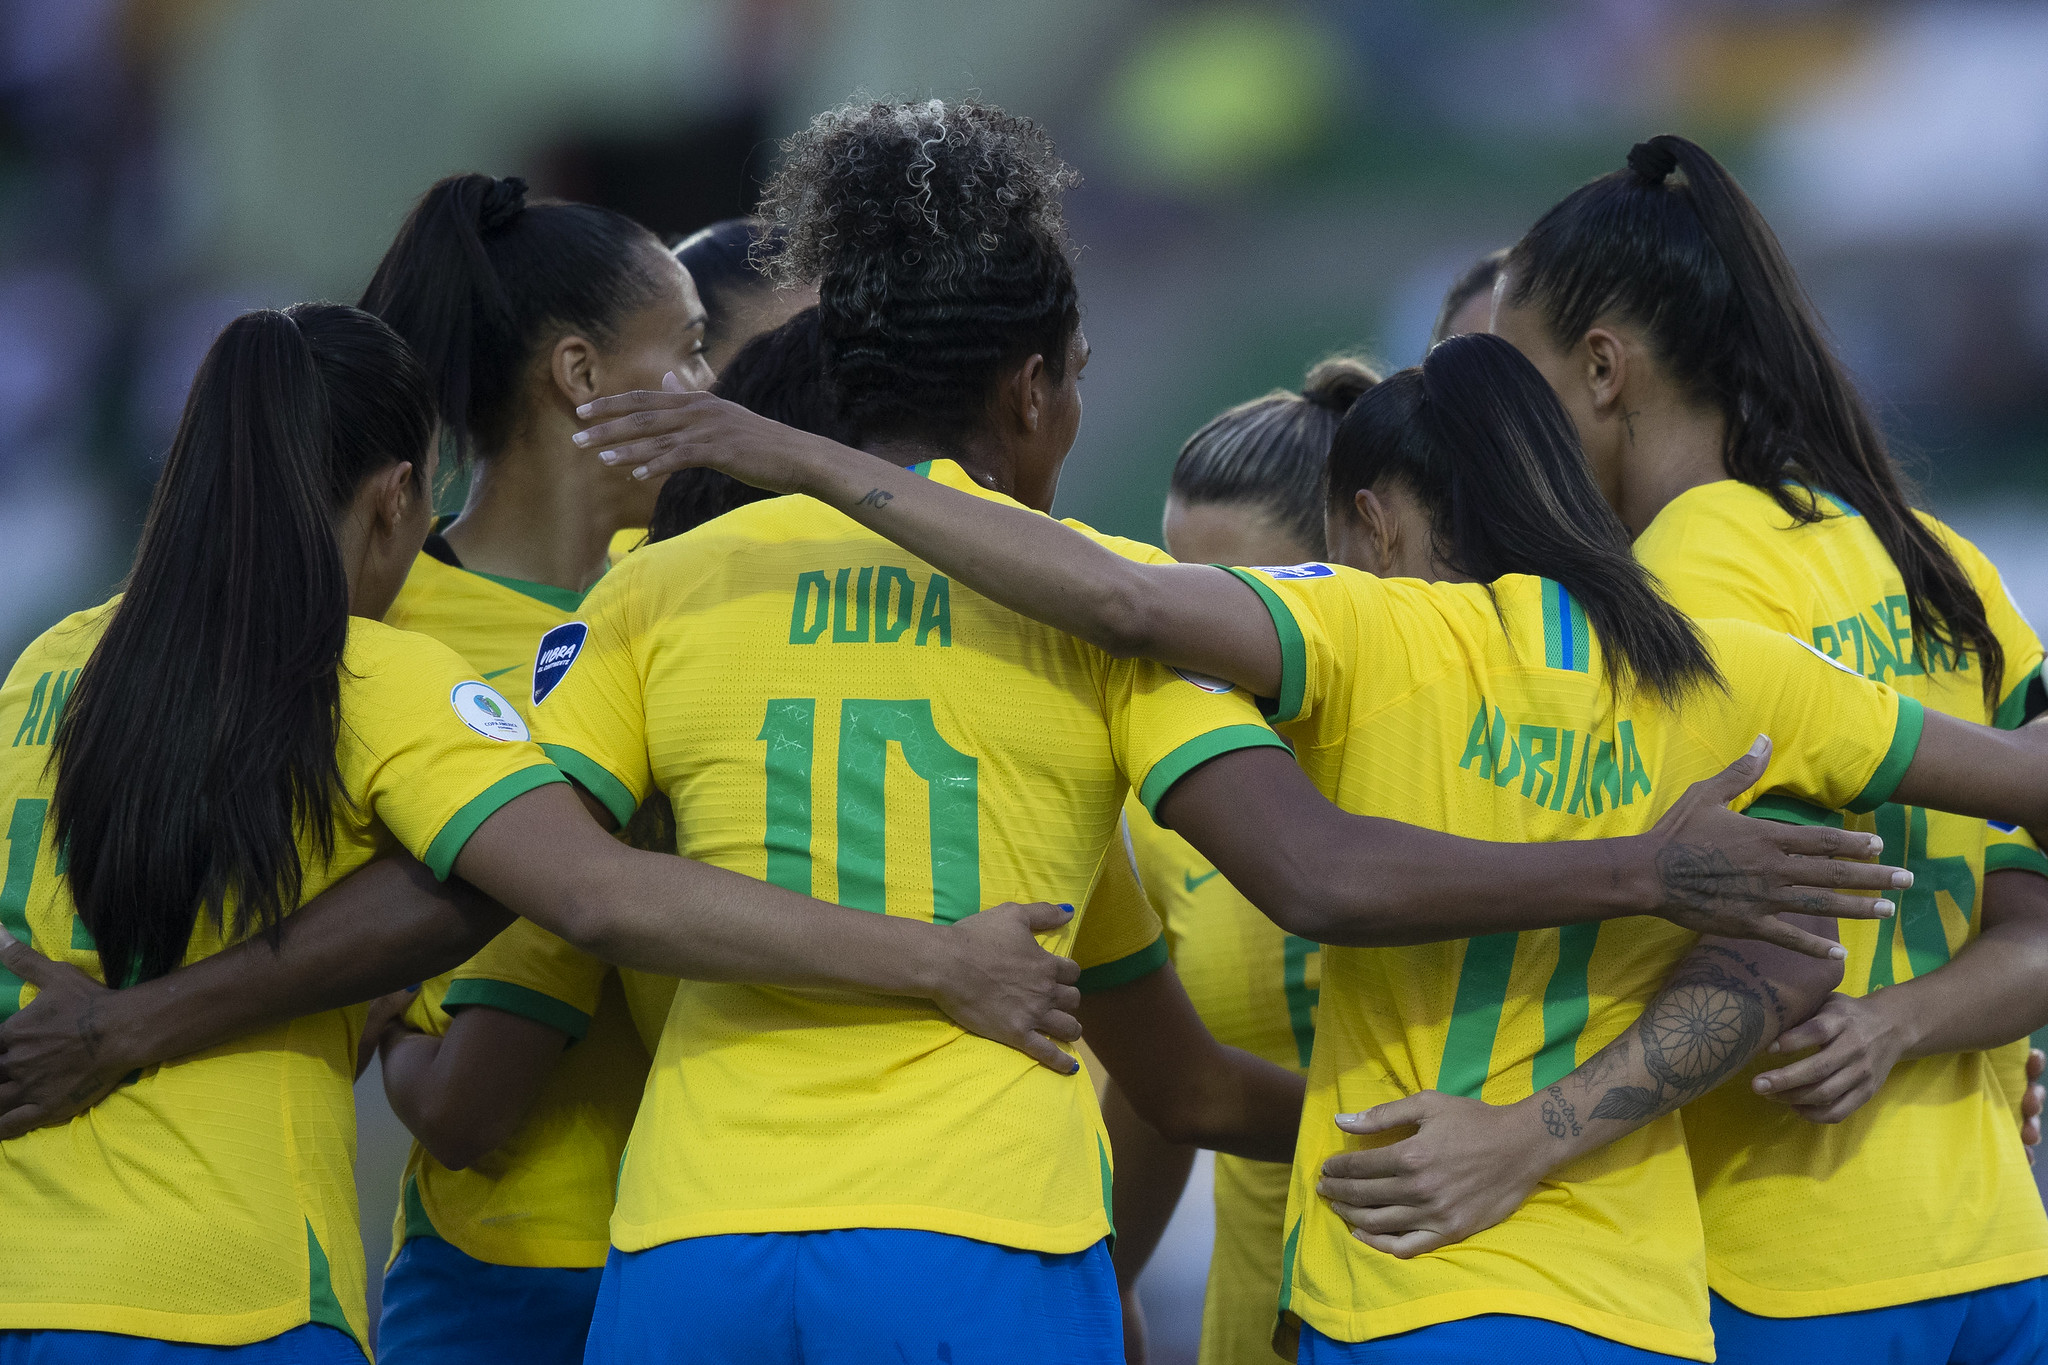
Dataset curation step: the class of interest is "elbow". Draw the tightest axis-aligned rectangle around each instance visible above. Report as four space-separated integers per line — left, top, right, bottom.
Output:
406 1096 508 1173
1776 953 1845 1026
546 879 625 963
1135 1089 1211 1150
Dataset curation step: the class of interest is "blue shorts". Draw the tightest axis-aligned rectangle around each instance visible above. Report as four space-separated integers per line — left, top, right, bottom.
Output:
0 1325 358 1363
378 1235 603 1365
1299 1318 1687 1363
581 1229 1122 1364
1710 1280 2048 1365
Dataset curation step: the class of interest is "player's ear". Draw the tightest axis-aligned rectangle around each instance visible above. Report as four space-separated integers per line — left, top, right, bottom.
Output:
1583 327 1629 416
1008 353 1049 435
1353 487 1400 577
550 333 602 410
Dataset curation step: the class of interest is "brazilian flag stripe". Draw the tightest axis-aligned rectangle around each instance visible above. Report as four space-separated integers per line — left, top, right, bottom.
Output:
1543 579 1590 673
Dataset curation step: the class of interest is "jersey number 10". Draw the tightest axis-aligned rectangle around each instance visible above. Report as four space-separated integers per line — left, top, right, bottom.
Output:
758 699 981 924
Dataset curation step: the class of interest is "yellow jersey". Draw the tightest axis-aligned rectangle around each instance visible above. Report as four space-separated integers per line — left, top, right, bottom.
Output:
1635 480 2048 1316
1229 564 1917 1360
0 604 562 1351
382 542 660 1271
1124 793 1317 1365
527 459 1287 1255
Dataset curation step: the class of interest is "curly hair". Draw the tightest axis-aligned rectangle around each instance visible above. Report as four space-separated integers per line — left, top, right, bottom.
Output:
758 99 1082 443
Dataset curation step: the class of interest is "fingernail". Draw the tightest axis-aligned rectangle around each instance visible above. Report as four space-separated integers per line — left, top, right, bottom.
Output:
1754 1077 1772 1092
1334 1112 1361 1125
1767 1041 1780 1054
572 430 591 445
1749 734 1769 756
1867 836 1884 855
577 403 595 417
1067 1061 1081 1076
1829 944 1847 960
1892 870 1912 888
599 451 619 464
632 466 650 480
1057 903 1074 913
1874 899 1895 917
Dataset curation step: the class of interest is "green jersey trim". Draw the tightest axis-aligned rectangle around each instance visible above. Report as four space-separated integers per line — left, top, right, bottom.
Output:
1745 795 1846 829
540 744 639 828
1097 1134 1116 1238
1996 661 2044 730
443 977 593 1042
1542 579 1591 673
1221 567 1307 723
1986 840 2048 880
466 569 588 614
305 1220 355 1341
1846 697 1925 814
1137 724 1291 819
400 1176 439 1245
424 765 569 880
1076 935 1169 994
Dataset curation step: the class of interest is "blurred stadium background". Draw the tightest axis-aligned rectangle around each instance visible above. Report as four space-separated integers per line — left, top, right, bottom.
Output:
4 1 2047 1357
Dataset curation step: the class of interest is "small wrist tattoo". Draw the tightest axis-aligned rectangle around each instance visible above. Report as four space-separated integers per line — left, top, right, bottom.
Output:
856 488 893 509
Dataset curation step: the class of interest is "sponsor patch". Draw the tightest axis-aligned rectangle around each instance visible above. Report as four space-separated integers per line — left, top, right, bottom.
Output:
1173 667 1236 694
532 622 589 706
1251 563 1334 579
1991 820 2021 834
452 681 529 742
1793 636 1861 677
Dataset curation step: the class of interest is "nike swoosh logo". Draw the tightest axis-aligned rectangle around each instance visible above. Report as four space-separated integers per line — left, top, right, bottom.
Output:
481 665 521 680
1184 869 1221 893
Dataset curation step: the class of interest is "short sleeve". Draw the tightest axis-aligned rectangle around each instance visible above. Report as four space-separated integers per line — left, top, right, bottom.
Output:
446 916 612 1042
1071 817 1167 993
1219 565 1361 731
341 628 568 880
1939 525 2047 729
1710 625 1920 817
526 564 652 827
1099 657 1289 820
1985 822 2048 880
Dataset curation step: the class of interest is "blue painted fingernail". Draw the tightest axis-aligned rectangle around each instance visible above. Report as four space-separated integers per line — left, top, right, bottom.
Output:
1057 903 1073 912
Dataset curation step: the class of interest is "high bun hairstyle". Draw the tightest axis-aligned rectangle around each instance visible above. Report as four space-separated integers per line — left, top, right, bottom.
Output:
1506 134 2001 704
360 172 669 464
759 99 1082 444
55 304 436 986
1328 333 1720 703
1170 356 1380 556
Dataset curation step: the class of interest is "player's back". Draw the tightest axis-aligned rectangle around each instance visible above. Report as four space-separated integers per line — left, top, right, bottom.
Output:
1226 563 1911 1359
1636 479 2048 1315
530 459 1281 1258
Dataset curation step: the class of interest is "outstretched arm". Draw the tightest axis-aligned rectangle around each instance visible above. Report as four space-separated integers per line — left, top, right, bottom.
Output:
1159 741 1907 959
1892 711 2048 837
574 389 1283 692
0 854 510 1138
1313 928 1840 1257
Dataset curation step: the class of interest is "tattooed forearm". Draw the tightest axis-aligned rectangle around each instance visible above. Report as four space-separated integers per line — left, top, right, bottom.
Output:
855 488 894 509
1540 1084 1582 1139
1587 959 1768 1122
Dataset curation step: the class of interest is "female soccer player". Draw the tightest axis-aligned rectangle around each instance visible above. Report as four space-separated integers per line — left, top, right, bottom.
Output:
574 324 2048 1361
671 217 815 372
1487 135 2048 1363
0 303 1087 1363
358 172 709 1365
1112 357 1375 1365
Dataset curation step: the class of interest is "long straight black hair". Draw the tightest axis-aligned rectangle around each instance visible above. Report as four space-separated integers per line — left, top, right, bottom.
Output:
1507 134 2000 705
52 305 436 986
1329 333 1721 703
359 173 667 465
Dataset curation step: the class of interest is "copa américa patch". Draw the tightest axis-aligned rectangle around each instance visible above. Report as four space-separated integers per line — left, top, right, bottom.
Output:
1173 667 1236 694
452 681 529 741
532 622 588 706
1251 562 1334 579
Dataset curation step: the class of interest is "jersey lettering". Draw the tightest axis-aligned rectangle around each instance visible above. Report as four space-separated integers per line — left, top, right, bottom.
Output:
1458 702 1650 815
788 568 952 647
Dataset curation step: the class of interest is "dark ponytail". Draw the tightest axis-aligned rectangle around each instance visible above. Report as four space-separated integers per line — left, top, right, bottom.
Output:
1329 333 1720 703
1508 134 2001 704
1170 356 1380 556
359 173 668 464
53 304 435 986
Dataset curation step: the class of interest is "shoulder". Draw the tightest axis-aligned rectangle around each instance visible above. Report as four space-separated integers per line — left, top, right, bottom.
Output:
5 597 118 685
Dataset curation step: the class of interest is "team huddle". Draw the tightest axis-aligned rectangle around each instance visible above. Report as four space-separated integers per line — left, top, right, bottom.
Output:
0 97 2045 1365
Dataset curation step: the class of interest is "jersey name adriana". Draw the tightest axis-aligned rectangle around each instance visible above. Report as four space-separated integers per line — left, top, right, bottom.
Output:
1228 566 1916 1361
0 605 562 1352
383 544 659 1271
1635 480 2048 1316
528 459 1285 1255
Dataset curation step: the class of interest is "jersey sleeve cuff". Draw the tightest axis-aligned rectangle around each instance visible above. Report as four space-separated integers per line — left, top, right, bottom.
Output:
1076 935 1169 994
1845 696 1924 813
442 978 593 1042
1744 795 1845 828
539 743 639 828
1220 567 1307 723
1136 724 1292 820
1996 658 2046 730
423 764 568 880
1986 841 2048 880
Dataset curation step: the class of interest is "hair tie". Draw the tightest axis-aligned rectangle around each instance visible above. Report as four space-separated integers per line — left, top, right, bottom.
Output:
478 176 529 233
1627 140 1678 186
